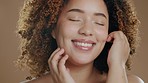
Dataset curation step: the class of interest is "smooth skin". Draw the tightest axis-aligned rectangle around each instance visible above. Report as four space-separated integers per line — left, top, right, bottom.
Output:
27 0 144 83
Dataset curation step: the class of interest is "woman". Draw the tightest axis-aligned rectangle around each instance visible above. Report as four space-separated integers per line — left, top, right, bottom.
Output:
17 0 144 83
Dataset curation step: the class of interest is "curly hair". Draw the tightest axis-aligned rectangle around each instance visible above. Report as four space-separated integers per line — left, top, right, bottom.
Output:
16 0 140 78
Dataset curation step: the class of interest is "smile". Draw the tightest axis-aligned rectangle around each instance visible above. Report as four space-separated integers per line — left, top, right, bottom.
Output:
72 39 96 51
74 42 93 47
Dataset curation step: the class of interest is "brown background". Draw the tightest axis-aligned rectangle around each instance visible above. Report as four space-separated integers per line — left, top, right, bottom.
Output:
0 0 147 83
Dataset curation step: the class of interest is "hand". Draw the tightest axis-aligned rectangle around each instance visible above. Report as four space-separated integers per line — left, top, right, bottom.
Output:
106 31 130 68
48 48 75 83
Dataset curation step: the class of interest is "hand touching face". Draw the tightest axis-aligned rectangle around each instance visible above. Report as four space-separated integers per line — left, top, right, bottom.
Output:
48 48 75 83
106 31 130 67
52 0 109 66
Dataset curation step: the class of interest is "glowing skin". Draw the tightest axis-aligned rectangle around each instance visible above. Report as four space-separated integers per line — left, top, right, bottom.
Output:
28 0 144 83
52 0 109 66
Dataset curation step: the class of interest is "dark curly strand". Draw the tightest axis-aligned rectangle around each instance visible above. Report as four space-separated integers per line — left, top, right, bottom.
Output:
16 0 140 78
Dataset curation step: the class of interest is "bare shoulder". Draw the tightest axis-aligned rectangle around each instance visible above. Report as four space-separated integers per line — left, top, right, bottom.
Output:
21 73 53 83
128 74 144 83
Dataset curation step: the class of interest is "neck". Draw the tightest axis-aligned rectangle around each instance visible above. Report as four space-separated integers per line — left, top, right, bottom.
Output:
65 61 99 83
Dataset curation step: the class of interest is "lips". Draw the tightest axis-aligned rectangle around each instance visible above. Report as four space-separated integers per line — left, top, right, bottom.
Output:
72 39 96 51
74 42 93 47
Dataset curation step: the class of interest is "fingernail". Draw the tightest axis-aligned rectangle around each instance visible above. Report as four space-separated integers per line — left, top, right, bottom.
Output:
61 48 64 50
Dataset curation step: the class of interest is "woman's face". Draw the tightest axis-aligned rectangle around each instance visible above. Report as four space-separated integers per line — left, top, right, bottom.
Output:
52 0 109 65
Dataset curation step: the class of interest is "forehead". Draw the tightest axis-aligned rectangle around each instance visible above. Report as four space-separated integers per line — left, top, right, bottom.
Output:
63 0 108 17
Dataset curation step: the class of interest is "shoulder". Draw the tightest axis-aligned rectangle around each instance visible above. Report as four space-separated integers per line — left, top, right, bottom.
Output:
20 73 53 83
127 74 144 83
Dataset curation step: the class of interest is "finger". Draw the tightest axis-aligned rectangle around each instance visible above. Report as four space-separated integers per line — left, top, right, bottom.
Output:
49 48 65 74
48 48 60 62
122 34 130 53
106 32 116 42
122 33 130 45
48 48 60 74
58 54 69 75
106 34 114 42
48 48 61 72
107 31 124 42
117 31 130 47
108 31 130 55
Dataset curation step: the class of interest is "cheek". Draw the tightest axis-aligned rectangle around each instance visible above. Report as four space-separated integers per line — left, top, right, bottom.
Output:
56 21 68 35
95 29 108 42
55 21 77 43
59 21 78 37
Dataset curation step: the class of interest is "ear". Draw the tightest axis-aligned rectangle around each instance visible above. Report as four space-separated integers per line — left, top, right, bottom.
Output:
51 30 56 39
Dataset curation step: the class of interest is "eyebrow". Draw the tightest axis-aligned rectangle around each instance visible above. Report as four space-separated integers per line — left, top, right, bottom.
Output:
67 8 107 19
67 9 85 13
94 13 107 19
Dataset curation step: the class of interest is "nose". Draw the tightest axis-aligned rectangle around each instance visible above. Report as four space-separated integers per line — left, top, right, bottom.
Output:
78 21 93 36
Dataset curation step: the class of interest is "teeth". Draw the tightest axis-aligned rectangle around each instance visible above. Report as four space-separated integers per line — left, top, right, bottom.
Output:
74 42 93 47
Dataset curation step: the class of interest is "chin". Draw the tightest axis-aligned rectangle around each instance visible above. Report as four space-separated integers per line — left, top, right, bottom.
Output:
66 56 95 66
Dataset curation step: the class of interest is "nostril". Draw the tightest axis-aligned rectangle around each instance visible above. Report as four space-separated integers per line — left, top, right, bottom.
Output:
78 29 93 36
78 25 93 36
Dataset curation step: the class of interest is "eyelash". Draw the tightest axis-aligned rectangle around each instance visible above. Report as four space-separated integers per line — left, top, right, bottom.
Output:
95 22 104 26
69 18 105 26
69 18 80 22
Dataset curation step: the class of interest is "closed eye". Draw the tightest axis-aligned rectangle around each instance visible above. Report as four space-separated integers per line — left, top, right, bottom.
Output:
95 22 104 26
69 18 80 22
